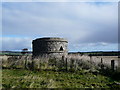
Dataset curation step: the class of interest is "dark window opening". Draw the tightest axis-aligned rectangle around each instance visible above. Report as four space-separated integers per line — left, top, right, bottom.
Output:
59 46 63 51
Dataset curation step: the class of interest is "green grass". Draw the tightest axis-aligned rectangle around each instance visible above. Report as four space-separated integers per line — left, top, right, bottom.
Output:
2 69 120 88
0 53 31 56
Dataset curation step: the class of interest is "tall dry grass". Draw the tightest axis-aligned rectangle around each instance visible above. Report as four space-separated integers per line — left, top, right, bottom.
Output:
1 54 119 72
1 54 99 71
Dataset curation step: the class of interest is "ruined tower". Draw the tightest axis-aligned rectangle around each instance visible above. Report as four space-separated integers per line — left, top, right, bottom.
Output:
32 37 68 58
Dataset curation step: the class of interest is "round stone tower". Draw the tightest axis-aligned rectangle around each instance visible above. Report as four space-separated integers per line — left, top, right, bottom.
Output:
32 37 68 58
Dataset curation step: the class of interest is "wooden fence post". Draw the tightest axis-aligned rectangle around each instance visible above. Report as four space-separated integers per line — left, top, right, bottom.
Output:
31 60 34 71
101 58 103 63
118 57 120 72
111 60 115 71
39 59 41 71
70 59 74 71
90 55 92 61
65 58 67 71
62 56 65 70
101 58 104 69
24 56 27 69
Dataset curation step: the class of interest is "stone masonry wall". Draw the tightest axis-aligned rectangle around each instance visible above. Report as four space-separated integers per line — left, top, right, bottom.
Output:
32 37 68 58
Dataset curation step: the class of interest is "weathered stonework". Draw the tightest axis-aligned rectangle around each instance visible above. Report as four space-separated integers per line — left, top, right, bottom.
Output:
32 37 68 58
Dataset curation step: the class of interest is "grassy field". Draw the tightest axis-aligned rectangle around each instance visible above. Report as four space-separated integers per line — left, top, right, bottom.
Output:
2 69 120 88
1 54 120 88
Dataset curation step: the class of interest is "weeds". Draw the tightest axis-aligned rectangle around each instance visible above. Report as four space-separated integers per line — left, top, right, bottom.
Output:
2 54 120 88
2 69 120 88
2 54 119 73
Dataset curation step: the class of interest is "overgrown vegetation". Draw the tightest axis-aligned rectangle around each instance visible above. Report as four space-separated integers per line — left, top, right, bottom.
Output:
2 69 120 88
2 55 120 88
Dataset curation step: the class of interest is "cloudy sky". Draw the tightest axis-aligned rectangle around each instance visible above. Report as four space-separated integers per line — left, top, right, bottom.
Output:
1 0 119 52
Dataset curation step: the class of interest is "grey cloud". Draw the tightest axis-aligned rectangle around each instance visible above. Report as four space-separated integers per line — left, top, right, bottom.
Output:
2 2 118 51
1 37 32 51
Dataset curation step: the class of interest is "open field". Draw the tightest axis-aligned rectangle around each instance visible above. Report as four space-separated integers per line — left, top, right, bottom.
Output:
1 54 120 88
2 69 120 88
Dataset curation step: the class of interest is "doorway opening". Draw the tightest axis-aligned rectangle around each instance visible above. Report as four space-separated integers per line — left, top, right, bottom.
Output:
59 46 63 51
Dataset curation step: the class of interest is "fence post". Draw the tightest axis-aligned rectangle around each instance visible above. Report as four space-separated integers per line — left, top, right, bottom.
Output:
70 59 74 71
62 56 65 70
24 56 27 69
31 60 34 71
101 58 104 69
39 59 41 71
62 56 65 62
111 60 115 71
101 58 103 63
90 55 92 61
65 58 67 71
118 57 120 72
